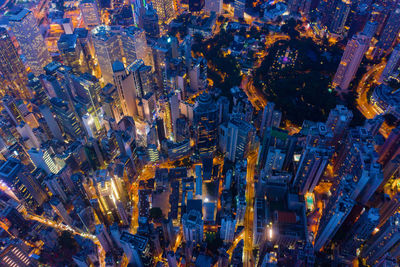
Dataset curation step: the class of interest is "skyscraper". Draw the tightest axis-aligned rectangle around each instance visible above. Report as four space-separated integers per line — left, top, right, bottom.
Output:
50 98 82 139
0 158 47 209
218 118 255 162
340 208 380 260
314 180 355 251
142 4 160 39
234 0 245 19
204 0 222 13
292 145 333 195
220 215 236 243
374 7 400 59
9 9 52 76
325 105 353 144
194 93 218 157
28 147 63 175
121 27 152 67
182 210 203 244
79 0 102 29
361 213 400 265
378 126 400 167
0 27 28 98
58 34 89 74
91 25 123 84
260 102 282 138
380 44 400 83
153 0 175 23
127 60 153 99
113 61 138 119
329 0 351 34
332 34 370 92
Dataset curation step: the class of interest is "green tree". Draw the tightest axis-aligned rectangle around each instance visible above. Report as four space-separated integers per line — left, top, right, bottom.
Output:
149 207 164 220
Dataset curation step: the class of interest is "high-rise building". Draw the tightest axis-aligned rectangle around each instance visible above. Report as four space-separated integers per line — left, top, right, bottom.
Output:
142 4 160 39
218 118 255 162
325 105 353 144
0 27 28 98
153 0 175 23
91 25 123 84
362 20 378 40
361 213 400 265
127 60 153 99
50 197 73 225
182 209 203 244
58 34 89 74
0 158 47 209
380 45 400 83
293 145 333 194
220 215 236 243
28 74 49 106
364 115 385 137
50 98 82 139
28 147 64 175
314 183 355 251
0 241 37 267
374 7 400 59
9 9 52 76
378 126 400 167
260 102 282 138
204 0 222 13
335 141 382 205
121 27 152 67
16 121 41 149
234 0 246 19
1 95 24 126
79 0 101 29
332 34 370 92
253 197 266 247
39 105 63 141
194 93 218 157
340 208 380 259
113 61 138 119
329 0 351 34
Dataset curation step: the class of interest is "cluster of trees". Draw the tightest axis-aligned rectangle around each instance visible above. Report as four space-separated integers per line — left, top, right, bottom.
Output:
254 36 347 125
192 29 242 97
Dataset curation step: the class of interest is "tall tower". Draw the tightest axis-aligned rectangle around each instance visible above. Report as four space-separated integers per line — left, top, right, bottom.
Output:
58 34 88 74
79 0 101 29
361 213 400 265
0 158 47 209
314 180 355 251
0 27 28 98
9 9 52 76
182 210 203 244
374 7 400 59
120 26 152 67
332 34 370 92
379 44 400 83
204 0 222 14
340 208 380 260
233 0 245 19
378 126 400 167
292 145 333 195
91 25 123 84
153 0 175 23
330 0 351 34
142 4 160 39
194 93 218 157
112 61 138 119
325 105 353 145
